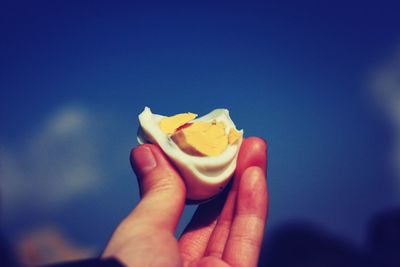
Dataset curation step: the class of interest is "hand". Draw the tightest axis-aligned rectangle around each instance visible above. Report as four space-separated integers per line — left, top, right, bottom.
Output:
102 137 268 267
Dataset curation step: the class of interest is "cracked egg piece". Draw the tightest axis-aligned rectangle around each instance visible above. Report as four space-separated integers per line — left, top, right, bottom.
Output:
137 107 243 200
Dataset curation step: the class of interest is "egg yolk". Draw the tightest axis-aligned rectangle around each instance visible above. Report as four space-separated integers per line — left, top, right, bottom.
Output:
228 128 241 144
159 112 197 134
159 113 241 157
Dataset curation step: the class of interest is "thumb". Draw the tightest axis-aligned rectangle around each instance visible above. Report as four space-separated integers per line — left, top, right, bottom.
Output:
128 144 186 232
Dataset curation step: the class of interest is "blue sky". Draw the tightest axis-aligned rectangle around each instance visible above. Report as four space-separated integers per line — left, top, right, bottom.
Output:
1 0 400 258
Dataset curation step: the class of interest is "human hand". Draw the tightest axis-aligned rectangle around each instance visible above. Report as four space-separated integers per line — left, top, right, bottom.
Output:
102 137 268 267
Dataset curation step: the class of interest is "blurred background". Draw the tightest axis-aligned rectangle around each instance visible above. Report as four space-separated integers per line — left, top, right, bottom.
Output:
1 1 400 266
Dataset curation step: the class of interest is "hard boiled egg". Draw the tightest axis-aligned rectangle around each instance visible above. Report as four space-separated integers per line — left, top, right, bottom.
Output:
137 107 243 200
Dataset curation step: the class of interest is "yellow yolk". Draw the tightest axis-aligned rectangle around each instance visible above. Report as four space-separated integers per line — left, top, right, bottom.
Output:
171 121 228 156
160 112 240 157
228 128 241 144
159 112 197 134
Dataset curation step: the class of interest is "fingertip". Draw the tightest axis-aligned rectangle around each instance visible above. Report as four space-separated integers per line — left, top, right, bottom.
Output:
130 144 154 163
130 144 172 169
235 136 267 179
244 136 268 153
146 143 164 156
130 144 158 178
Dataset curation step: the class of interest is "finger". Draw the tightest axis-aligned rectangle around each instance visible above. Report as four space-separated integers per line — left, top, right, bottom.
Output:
179 186 229 265
235 137 267 179
128 144 186 232
190 256 231 267
204 137 267 258
222 166 268 267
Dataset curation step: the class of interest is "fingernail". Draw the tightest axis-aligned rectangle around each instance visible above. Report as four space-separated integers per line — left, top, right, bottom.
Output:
134 146 157 176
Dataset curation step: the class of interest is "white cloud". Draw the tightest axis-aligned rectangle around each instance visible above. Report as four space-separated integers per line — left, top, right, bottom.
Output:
371 45 400 184
0 105 105 215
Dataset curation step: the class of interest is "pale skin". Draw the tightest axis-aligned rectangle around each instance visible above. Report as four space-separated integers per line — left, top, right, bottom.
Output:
102 137 268 267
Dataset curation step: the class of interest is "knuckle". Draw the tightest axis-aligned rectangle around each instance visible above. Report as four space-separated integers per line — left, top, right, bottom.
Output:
230 232 261 250
145 168 185 196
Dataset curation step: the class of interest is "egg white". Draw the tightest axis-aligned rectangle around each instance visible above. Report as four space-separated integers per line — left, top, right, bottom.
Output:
137 107 243 200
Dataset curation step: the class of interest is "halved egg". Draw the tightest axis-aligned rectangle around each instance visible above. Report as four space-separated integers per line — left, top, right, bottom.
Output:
137 107 243 200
